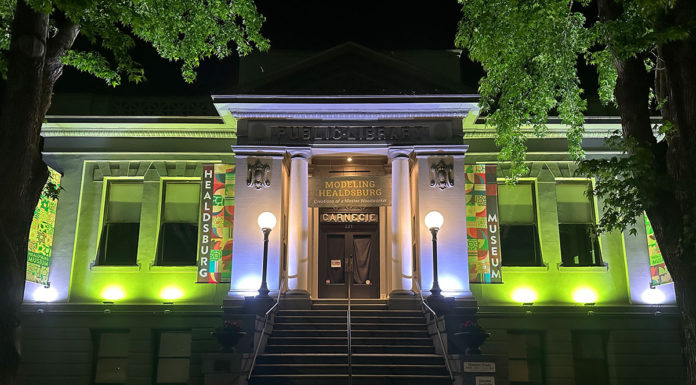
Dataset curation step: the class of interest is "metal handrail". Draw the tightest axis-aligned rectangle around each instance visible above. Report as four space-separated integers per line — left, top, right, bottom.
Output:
415 280 454 382
347 258 353 385
247 277 287 380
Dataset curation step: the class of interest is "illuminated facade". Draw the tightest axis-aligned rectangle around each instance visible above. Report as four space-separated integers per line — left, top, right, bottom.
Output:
19 44 685 385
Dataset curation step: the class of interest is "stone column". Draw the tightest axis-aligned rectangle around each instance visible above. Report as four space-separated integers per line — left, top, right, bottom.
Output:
389 147 414 295
286 147 312 296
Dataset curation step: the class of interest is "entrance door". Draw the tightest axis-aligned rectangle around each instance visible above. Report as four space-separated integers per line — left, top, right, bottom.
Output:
318 225 379 298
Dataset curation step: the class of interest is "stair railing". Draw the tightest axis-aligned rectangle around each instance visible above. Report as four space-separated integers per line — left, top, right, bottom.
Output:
247 275 287 381
347 255 353 385
415 280 454 382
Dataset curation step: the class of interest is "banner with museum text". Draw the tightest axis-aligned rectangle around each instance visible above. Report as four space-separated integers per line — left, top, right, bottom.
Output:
645 214 672 286
26 167 61 285
465 165 502 284
197 164 235 283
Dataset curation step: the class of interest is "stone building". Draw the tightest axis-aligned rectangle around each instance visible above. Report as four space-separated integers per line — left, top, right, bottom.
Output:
19 43 685 385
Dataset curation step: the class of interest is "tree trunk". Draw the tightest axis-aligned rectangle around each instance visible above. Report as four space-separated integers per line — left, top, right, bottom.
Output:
0 2 78 384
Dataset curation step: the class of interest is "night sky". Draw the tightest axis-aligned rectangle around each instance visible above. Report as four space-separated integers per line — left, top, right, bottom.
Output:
54 1 468 97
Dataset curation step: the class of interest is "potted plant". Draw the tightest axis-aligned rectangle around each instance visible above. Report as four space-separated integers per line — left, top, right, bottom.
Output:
453 319 490 355
211 320 246 352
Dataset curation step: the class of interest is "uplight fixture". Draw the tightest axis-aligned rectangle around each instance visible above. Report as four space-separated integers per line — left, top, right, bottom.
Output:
642 286 666 304
101 285 126 301
512 287 538 305
572 287 598 305
160 286 184 301
347 157 353 162
33 285 58 302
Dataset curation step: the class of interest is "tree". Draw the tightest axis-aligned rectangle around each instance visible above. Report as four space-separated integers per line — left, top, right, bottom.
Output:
456 0 696 382
0 0 268 382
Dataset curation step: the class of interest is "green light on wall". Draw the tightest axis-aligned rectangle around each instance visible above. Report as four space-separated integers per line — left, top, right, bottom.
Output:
511 287 538 304
572 287 598 304
160 286 184 301
101 285 126 301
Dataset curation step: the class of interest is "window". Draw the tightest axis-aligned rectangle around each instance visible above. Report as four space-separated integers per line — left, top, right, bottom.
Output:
97 181 143 265
499 182 542 266
508 331 544 385
156 182 200 266
572 331 609 385
93 331 129 384
556 181 602 266
155 331 192 384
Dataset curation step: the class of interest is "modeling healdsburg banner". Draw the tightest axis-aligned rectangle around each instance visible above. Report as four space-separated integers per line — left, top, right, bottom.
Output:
197 164 235 283
27 166 61 285
465 164 502 284
645 214 672 286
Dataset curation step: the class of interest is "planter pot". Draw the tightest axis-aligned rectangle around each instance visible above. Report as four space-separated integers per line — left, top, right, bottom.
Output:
454 330 490 355
211 330 246 352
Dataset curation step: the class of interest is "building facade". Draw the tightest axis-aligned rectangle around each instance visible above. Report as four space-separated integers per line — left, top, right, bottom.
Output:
19 44 686 385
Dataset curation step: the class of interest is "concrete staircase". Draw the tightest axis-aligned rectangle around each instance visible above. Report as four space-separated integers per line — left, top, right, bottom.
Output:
249 299 451 385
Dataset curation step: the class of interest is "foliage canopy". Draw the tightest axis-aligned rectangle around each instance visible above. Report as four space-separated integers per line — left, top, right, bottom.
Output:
0 0 269 85
455 0 690 234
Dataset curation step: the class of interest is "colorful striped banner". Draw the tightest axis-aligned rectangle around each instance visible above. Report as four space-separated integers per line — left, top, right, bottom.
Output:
645 215 672 286
27 166 61 285
465 164 502 284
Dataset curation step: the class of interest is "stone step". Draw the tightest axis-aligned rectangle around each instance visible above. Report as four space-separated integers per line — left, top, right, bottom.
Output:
275 316 424 324
256 353 445 366
268 336 433 346
249 374 451 385
277 309 422 317
264 344 436 354
273 322 426 331
252 363 448 376
272 329 429 338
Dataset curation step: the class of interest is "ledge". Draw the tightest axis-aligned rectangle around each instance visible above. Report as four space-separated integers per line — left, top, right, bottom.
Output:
148 265 198 273
502 265 549 273
557 263 609 272
89 264 141 273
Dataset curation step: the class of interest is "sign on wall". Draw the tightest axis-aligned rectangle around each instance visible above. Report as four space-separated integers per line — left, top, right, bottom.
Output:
645 214 672 286
27 166 61 285
309 176 391 207
465 165 502 284
197 164 235 283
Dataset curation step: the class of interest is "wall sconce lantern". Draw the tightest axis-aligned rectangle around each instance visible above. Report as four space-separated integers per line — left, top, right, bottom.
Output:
256 212 277 298
424 211 445 299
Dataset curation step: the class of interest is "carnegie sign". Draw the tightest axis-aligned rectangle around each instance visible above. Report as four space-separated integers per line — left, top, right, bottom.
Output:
309 176 391 207
321 212 379 223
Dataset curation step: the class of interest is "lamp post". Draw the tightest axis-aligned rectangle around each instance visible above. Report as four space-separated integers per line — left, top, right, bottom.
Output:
256 212 277 298
424 211 444 299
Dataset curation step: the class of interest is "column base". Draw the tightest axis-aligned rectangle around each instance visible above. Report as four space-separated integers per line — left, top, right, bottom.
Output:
280 290 312 310
388 290 420 310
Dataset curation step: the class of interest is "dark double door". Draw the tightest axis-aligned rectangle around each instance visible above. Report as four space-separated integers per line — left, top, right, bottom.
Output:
318 223 380 299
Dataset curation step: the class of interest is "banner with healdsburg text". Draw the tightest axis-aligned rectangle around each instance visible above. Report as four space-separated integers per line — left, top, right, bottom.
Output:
197 164 235 283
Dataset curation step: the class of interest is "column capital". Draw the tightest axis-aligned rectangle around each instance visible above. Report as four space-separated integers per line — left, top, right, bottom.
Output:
286 147 312 159
413 145 469 158
388 146 414 159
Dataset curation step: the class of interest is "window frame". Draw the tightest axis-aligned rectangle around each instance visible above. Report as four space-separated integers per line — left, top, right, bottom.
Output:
555 178 604 267
95 177 144 266
497 178 544 267
91 329 130 385
155 178 202 266
571 331 610 385
152 330 192 385
506 330 546 385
